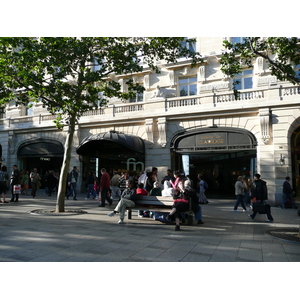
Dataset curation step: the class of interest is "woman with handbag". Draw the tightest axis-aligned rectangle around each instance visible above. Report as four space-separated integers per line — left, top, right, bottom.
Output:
10 165 21 202
167 188 190 231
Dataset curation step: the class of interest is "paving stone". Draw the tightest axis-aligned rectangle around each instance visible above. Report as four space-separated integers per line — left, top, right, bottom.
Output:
1 192 299 262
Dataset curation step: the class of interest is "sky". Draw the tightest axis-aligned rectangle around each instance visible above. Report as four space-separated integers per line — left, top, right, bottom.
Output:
1 1 296 37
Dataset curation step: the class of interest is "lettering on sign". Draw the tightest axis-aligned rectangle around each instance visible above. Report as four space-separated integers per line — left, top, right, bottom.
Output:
127 158 144 171
197 135 224 145
40 157 51 161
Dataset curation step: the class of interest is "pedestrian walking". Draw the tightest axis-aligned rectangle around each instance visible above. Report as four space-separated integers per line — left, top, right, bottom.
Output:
85 171 96 199
21 170 30 195
0 166 9 203
110 170 121 200
66 166 79 200
10 165 21 202
282 176 297 209
198 174 209 204
98 168 112 207
30 168 41 198
248 173 274 222
234 176 247 212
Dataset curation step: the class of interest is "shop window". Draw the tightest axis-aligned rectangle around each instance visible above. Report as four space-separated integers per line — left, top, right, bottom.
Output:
179 76 197 96
233 69 253 90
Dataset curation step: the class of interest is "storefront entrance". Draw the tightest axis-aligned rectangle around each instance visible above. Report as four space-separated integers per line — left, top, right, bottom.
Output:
17 139 64 188
76 131 145 182
171 127 257 198
291 125 300 197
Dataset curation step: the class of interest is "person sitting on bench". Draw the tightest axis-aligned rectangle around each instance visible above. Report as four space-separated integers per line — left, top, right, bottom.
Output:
167 188 189 231
107 179 136 224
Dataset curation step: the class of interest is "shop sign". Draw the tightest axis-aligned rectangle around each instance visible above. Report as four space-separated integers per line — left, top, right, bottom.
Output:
197 133 226 145
174 130 255 151
127 158 144 171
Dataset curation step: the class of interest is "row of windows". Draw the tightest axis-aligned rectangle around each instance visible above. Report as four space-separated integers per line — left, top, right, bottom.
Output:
130 70 253 102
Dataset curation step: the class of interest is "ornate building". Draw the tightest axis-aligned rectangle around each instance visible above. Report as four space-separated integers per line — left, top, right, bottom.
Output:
1 37 299 205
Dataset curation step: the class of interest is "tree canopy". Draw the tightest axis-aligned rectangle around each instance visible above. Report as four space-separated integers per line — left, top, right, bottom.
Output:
0 37 202 212
220 37 300 94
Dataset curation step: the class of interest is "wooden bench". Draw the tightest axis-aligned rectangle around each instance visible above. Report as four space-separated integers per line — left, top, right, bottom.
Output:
126 195 194 225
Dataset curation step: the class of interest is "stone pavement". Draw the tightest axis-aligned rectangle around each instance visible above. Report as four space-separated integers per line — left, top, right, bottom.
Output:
0 191 300 262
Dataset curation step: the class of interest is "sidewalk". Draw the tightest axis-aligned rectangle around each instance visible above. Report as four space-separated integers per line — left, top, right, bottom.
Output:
0 191 300 262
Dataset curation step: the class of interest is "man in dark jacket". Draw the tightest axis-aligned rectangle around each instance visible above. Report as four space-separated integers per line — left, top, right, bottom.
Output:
107 179 136 224
66 166 79 200
282 176 297 209
248 173 273 221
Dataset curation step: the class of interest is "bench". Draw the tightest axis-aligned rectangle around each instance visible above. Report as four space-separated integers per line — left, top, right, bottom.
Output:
126 195 195 225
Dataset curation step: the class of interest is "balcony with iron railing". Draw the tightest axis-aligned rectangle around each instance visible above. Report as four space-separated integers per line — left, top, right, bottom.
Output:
2 84 300 129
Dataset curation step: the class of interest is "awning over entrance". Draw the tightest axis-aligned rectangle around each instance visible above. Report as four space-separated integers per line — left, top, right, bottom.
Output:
18 139 64 157
76 131 145 156
171 127 257 152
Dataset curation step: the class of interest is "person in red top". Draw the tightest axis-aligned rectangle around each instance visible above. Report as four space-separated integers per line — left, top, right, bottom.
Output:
136 183 148 195
99 168 112 207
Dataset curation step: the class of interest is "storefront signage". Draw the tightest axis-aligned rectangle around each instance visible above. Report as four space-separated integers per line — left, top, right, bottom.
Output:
197 133 226 145
40 157 51 161
127 158 145 172
172 129 256 152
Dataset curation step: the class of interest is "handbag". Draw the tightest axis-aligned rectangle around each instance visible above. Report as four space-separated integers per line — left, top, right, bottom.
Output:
252 203 271 214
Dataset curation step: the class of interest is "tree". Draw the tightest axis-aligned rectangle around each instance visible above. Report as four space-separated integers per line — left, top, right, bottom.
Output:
0 37 202 212
220 37 300 97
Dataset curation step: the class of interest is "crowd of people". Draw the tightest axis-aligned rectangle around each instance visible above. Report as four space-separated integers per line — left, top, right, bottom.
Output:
106 167 207 230
2 163 298 228
233 173 298 222
0 164 59 203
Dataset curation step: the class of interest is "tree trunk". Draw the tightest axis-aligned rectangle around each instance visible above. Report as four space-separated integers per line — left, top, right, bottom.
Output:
55 116 76 213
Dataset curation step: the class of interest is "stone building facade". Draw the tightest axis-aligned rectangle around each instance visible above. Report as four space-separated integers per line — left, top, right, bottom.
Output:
1 37 300 205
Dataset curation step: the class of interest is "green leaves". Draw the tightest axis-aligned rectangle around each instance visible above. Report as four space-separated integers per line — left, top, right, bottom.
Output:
0 37 202 128
221 37 300 98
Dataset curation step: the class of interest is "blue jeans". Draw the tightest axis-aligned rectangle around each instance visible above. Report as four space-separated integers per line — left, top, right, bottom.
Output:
244 191 250 205
194 205 202 220
67 182 77 199
86 183 96 199
234 194 246 210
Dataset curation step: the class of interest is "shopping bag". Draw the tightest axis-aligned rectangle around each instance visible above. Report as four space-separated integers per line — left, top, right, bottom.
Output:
13 184 21 194
153 212 171 223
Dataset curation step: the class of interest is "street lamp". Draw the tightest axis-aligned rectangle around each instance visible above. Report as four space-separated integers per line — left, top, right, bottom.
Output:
279 154 285 166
